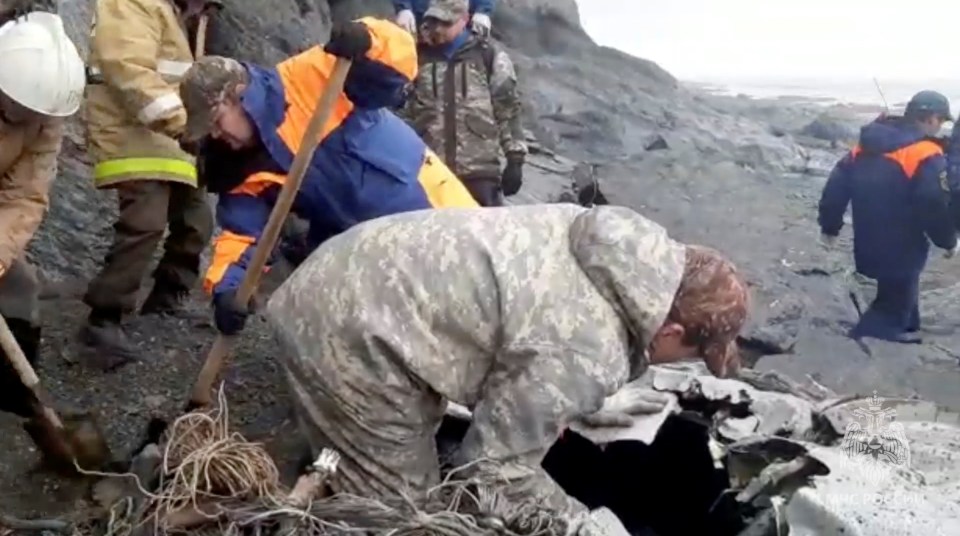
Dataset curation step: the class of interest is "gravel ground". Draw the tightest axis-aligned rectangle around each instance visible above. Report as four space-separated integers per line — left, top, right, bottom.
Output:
0 267 306 520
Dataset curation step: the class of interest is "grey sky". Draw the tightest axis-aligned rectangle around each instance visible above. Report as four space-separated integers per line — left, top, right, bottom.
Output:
578 0 959 82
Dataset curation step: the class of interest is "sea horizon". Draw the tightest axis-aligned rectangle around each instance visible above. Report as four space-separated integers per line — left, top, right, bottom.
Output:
684 74 960 112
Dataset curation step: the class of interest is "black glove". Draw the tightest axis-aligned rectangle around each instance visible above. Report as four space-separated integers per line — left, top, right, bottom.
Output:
213 290 254 336
501 153 525 196
324 21 372 60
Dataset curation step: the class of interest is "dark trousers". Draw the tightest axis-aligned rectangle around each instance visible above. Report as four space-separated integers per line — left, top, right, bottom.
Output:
462 176 504 207
0 259 42 418
84 180 213 316
852 275 921 340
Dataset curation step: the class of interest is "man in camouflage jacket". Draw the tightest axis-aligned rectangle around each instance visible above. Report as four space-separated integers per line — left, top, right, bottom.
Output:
405 0 526 206
264 204 749 518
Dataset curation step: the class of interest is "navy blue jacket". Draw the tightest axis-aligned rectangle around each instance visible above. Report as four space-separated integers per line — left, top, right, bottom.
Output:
944 122 960 229
818 117 957 279
393 0 495 21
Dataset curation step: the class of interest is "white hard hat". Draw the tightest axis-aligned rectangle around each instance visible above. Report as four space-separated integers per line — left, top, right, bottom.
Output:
0 12 85 117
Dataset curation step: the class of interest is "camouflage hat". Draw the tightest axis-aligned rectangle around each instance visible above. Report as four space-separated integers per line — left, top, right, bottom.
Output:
179 55 248 141
669 245 749 378
424 0 469 22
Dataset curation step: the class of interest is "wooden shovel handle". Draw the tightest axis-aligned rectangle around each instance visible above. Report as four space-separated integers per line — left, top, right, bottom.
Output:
194 14 209 59
188 58 354 409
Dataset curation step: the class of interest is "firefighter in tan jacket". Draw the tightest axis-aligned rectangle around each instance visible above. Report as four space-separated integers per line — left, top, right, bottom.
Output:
0 12 87 465
81 0 221 369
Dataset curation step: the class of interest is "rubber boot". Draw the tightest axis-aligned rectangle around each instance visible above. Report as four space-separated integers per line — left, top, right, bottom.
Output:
849 325 923 345
0 319 41 418
79 310 138 371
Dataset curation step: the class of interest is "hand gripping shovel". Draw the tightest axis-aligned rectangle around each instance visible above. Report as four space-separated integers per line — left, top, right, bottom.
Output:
0 313 111 475
186 57 354 410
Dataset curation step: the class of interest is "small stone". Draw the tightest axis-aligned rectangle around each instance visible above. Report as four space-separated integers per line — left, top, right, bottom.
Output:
144 395 167 410
92 478 126 509
644 134 669 151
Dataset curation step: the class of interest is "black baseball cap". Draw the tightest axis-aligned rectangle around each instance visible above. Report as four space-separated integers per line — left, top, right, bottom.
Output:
906 90 954 121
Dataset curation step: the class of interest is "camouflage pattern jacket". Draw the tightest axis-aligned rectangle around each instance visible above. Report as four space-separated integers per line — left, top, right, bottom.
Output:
406 32 527 180
267 204 685 476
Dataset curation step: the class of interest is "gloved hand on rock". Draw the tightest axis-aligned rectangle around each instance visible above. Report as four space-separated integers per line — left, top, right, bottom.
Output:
578 386 672 428
324 21 372 60
944 244 959 259
501 152 524 196
395 9 417 34
471 13 492 36
213 290 255 336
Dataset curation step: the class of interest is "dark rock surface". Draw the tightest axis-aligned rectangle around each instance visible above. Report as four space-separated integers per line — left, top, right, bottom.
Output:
801 113 859 144
4 0 959 519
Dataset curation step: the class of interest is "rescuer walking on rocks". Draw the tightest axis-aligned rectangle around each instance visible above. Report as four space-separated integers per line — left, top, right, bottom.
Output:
819 90 958 343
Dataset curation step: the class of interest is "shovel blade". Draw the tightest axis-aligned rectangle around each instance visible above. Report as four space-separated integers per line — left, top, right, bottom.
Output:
23 410 113 476
64 411 113 471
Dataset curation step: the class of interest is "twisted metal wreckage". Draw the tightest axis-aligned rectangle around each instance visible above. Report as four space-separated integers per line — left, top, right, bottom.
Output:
3 364 959 536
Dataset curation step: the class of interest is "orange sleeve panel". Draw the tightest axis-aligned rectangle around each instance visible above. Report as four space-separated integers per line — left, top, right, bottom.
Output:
885 140 943 179
203 231 255 294
274 48 356 156
203 171 285 296
417 149 480 208
273 18 418 153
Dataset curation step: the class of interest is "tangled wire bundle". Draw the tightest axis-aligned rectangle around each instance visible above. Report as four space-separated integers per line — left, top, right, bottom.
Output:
143 388 281 532
210 465 573 536
80 390 571 536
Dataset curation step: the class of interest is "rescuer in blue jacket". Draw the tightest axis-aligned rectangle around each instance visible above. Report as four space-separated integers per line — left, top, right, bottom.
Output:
179 19 478 336
818 90 958 344
393 0 495 36
944 101 960 230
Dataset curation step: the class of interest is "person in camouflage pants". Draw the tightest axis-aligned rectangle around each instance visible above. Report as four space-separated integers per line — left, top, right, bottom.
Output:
263 204 749 519
404 0 526 206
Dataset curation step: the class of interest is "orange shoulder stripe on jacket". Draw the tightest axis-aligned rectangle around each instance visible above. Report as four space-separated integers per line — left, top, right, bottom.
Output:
231 170 286 196
884 140 943 179
204 231 255 294
274 48 355 154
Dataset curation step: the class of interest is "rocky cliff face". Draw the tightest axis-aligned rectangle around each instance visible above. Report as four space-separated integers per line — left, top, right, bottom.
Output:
34 0 960 413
